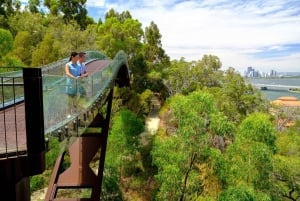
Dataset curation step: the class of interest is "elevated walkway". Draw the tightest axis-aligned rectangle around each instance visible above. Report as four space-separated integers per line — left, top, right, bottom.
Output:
0 50 130 200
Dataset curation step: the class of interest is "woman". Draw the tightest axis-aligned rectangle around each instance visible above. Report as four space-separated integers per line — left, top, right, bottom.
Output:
65 51 82 96
65 51 80 79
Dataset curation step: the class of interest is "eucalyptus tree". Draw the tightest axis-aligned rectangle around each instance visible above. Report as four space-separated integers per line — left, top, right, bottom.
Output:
196 54 223 87
31 33 58 66
0 0 21 28
26 0 40 13
0 28 23 68
271 130 300 200
44 0 90 29
0 28 13 56
142 21 170 94
164 55 223 95
143 21 169 67
152 91 235 200
97 9 145 94
8 12 45 41
221 67 268 121
105 109 145 190
164 58 195 95
97 9 143 61
0 0 21 18
217 112 275 199
13 31 33 65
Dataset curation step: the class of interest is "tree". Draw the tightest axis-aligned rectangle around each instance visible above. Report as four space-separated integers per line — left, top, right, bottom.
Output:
271 130 300 200
152 91 235 200
164 55 223 95
0 0 21 18
31 33 58 66
97 10 143 60
238 112 276 153
143 21 170 94
7 12 45 41
217 113 275 197
26 0 40 13
219 67 268 122
44 0 90 29
218 184 256 201
0 28 13 57
106 109 144 176
143 21 169 67
13 31 33 65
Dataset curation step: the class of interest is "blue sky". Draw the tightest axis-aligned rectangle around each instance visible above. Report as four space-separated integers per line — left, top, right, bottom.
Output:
85 0 300 73
24 0 300 73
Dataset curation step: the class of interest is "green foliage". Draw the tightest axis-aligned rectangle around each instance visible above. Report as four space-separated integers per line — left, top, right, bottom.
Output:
30 175 46 192
101 167 123 201
45 137 61 169
218 184 256 201
217 67 267 122
43 0 90 29
220 141 273 190
153 136 194 200
13 31 33 65
143 21 170 67
0 55 24 67
152 91 236 200
276 129 300 157
31 33 58 66
237 112 276 153
106 109 144 174
218 184 272 201
270 130 300 200
217 113 276 194
97 12 143 59
0 28 13 56
209 112 235 138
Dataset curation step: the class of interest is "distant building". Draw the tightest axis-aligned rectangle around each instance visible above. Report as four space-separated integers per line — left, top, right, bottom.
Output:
269 69 277 77
244 67 279 78
244 66 260 77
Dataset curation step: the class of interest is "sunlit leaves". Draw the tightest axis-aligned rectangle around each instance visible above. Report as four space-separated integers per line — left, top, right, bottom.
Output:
0 28 13 56
237 112 276 153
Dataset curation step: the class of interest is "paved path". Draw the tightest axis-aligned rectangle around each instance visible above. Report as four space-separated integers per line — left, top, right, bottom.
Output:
140 96 161 146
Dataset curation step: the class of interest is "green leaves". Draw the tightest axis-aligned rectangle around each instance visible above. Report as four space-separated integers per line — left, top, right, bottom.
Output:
237 112 276 153
0 28 13 56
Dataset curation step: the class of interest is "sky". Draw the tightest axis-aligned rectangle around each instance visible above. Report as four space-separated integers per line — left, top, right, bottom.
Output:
23 0 300 74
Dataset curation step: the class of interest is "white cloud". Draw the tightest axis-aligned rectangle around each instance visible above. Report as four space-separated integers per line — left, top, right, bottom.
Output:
86 0 105 7
116 0 300 73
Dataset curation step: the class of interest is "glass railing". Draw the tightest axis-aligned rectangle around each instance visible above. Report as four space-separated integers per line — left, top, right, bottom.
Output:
0 50 128 138
0 68 24 108
42 50 127 136
43 62 113 134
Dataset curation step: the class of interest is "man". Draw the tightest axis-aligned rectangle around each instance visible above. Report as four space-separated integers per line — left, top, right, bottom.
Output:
78 52 88 77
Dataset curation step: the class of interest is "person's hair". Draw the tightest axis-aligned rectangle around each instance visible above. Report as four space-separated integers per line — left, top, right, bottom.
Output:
69 51 78 61
78 52 86 57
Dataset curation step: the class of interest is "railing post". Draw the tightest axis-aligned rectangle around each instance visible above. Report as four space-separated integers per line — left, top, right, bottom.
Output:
23 67 45 175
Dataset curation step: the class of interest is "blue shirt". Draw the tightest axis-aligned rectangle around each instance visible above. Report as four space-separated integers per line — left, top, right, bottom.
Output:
77 62 87 75
67 61 81 77
66 62 81 95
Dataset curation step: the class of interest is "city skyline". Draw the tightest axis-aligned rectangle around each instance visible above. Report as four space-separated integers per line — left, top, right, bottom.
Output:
244 66 300 77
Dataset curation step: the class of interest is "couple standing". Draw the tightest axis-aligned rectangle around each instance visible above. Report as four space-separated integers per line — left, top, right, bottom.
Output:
65 52 88 96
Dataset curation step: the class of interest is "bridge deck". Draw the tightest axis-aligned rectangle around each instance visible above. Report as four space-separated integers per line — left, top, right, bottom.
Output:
0 60 110 156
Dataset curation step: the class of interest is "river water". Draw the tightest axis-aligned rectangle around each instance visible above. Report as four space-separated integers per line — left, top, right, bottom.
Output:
246 77 300 100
